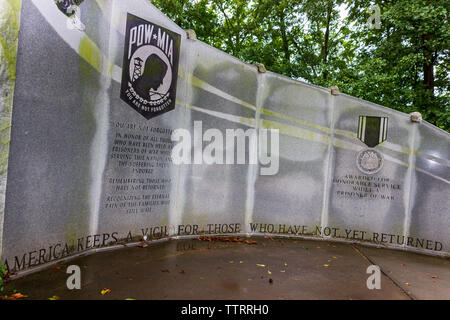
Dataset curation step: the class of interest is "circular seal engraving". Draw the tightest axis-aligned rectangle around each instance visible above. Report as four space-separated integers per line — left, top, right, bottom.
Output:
356 149 384 174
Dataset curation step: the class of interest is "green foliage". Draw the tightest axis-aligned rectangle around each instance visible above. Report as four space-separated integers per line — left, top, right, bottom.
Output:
0 263 7 292
151 0 449 132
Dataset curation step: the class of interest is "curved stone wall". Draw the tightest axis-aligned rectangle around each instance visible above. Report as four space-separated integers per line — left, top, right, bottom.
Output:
0 0 448 275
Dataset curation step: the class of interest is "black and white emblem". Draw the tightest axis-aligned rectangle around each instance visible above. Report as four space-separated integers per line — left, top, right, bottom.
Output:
120 13 181 119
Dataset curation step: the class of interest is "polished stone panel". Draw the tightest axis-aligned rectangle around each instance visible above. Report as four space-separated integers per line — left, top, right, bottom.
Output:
176 41 258 233
408 123 450 252
327 95 415 244
252 74 332 233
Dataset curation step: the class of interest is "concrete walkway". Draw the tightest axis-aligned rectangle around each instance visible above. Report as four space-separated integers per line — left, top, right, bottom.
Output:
3 237 449 300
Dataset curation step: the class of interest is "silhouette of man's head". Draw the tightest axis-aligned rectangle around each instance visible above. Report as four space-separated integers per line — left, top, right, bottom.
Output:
134 54 168 100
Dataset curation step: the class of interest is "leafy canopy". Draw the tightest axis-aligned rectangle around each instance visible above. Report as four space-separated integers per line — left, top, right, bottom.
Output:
151 0 450 132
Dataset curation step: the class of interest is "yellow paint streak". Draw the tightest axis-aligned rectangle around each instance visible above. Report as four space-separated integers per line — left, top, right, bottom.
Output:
261 119 331 146
239 116 255 127
334 138 360 151
176 101 447 181
401 146 413 156
0 0 22 259
260 108 332 135
182 68 351 143
94 0 105 11
181 73 427 160
78 35 102 73
188 73 256 111
335 129 357 139
0 0 21 80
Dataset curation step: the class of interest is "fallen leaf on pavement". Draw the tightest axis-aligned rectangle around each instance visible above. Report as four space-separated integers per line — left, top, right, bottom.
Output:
179 270 185 274
268 270 272 275
256 264 266 267
10 293 28 299
404 282 410 286
48 296 59 300
431 275 438 279
323 264 330 267
161 269 170 273
100 288 111 295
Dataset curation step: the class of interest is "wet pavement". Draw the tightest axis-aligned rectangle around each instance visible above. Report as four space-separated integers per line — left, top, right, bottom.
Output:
3 237 450 300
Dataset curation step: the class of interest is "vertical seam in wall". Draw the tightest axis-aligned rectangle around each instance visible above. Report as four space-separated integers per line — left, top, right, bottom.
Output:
320 92 336 238
402 123 417 248
169 38 191 233
88 0 113 237
244 70 264 234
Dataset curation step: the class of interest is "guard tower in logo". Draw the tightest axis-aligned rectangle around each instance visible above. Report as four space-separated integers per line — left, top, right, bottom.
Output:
356 116 388 174
120 13 181 120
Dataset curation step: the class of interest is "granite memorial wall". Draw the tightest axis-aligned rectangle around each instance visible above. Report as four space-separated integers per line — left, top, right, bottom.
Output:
0 0 448 274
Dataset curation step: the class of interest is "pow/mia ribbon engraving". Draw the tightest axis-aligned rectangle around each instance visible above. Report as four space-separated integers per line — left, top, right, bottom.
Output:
356 116 388 174
358 116 388 148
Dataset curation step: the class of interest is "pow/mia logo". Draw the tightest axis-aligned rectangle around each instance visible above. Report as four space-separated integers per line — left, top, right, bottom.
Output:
120 13 181 119
356 116 388 174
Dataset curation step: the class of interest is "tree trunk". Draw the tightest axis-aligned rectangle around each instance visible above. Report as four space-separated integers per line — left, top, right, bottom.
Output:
423 34 434 94
322 3 332 81
279 9 291 64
